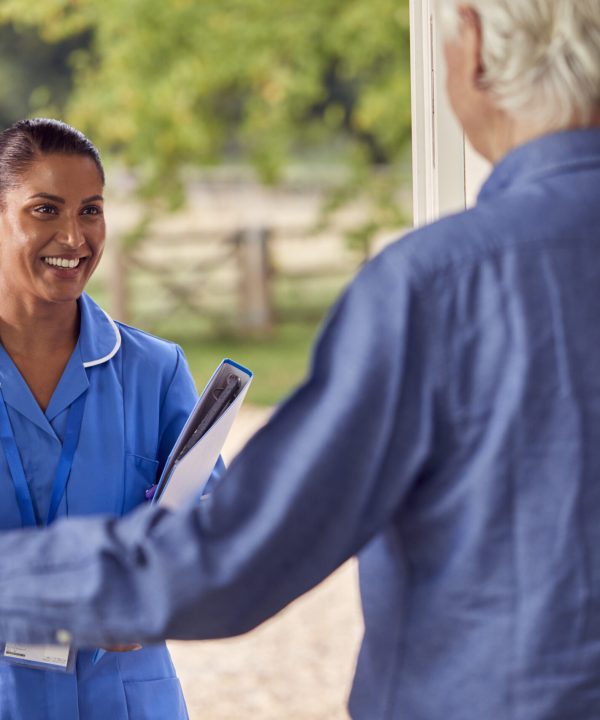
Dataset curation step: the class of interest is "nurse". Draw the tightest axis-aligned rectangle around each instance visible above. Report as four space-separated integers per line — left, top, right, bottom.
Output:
0 118 217 719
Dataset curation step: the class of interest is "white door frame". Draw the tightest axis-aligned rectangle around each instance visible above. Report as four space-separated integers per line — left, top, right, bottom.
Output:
409 0 490 227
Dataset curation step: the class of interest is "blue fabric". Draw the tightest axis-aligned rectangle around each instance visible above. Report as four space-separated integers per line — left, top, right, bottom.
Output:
0 388 87 528
0 293 215 719
0 129 598 719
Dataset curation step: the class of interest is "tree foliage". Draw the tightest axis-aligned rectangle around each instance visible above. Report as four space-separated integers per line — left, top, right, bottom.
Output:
0 0 411 238
0 24 85 129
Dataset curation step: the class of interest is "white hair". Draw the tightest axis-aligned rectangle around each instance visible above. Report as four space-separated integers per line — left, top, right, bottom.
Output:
438 0 600 127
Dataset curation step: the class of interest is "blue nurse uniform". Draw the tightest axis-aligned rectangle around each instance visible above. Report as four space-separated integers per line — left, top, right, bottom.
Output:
0 292 219 719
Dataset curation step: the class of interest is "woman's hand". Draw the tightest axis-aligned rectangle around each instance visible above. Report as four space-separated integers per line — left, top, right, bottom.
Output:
101 644 142 652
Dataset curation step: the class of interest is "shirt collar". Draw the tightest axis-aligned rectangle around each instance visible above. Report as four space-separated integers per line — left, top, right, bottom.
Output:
0 294 121 435
478 128 600 203
44 343 88 423
78 292 122 368
0 344 55 437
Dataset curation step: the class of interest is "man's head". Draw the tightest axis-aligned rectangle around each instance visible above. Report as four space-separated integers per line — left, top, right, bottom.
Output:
438 0 600 162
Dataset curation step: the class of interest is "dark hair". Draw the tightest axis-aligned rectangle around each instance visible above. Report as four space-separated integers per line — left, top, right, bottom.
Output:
0 118 105 204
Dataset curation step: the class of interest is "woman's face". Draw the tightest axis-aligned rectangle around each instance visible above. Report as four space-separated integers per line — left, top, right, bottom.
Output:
0 153 105 308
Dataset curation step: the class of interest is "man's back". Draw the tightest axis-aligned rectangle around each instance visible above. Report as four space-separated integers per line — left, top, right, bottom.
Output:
351 128 600 719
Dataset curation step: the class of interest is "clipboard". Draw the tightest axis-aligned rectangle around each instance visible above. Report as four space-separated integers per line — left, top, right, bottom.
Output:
92 358 252 666
152 358 252 508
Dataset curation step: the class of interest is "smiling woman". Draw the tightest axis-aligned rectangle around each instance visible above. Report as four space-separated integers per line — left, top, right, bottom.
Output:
0 153 105 334
0 119 220 720
0 124 107 411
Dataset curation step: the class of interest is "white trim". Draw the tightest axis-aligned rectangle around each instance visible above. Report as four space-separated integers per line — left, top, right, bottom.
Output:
82 311 122 368
410 0 437 226
410 0 489 225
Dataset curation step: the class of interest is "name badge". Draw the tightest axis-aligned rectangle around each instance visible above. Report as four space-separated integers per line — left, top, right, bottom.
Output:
3 643 73 672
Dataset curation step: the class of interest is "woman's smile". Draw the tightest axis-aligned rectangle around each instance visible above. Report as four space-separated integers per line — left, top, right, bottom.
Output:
43 256 82 269
41 255 91 277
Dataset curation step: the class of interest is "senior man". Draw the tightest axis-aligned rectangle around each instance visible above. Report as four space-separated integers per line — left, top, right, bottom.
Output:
0 1 599 718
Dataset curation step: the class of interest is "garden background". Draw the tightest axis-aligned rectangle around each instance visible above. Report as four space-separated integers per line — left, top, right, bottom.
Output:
0 2 412 715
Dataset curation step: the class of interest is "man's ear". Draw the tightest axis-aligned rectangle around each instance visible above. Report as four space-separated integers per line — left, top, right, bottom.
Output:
457 5 485 88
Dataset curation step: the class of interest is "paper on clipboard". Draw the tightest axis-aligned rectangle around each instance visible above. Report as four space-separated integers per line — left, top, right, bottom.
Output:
153 358 252 509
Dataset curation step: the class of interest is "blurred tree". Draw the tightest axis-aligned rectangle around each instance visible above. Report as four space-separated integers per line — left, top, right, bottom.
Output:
0 0 411 247
0 24 88 129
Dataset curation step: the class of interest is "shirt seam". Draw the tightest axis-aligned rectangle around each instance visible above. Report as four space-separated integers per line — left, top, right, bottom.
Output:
381 533 410 719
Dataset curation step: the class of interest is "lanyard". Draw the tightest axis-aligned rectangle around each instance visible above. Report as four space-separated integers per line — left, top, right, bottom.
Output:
0 387 87 527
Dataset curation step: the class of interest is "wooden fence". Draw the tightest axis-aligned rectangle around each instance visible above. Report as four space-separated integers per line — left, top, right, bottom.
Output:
105 225 359 335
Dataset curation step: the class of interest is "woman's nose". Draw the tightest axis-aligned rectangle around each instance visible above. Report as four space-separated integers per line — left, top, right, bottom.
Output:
56 217 85 249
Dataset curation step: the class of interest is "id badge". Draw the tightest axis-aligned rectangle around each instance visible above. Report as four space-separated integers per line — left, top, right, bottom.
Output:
2 643 77 674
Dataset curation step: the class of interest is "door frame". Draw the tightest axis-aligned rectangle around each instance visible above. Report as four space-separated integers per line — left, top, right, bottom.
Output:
409 0 490 226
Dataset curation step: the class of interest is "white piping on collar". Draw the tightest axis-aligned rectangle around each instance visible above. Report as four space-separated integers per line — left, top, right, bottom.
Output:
82 310 122 368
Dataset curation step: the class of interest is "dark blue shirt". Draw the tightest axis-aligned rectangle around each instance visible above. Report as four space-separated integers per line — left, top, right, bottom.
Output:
0 129 599 719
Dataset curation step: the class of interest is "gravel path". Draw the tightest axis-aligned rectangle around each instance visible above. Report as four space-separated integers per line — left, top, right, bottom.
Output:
167 407 364 719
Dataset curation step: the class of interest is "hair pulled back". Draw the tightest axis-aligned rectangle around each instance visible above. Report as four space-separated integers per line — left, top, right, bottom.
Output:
0 118 105 206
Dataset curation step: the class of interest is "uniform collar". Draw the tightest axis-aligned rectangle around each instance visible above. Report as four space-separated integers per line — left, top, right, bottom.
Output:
478 128 600 203
0 344 54 437
0 294 121 437
78 292 122 368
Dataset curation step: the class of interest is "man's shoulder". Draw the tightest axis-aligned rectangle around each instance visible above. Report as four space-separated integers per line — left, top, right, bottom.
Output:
368 209 477 286
374 194 541 286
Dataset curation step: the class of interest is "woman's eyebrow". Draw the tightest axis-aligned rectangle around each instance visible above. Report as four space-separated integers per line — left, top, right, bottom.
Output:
28 192 65 203
26 192 104 204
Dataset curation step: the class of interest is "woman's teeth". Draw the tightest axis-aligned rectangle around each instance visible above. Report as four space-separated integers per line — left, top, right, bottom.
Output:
43 257 81 269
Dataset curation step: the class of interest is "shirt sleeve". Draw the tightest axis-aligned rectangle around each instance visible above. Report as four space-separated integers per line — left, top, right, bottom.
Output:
0 251 438 647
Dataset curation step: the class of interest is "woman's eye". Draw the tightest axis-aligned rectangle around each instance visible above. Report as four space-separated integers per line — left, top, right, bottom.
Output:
81 205 103 216
33 204 58 215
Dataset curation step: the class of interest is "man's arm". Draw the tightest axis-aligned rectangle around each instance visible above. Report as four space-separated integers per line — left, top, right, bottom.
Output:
0 247 437 647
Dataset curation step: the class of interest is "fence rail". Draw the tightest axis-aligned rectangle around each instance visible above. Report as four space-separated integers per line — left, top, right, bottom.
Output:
106 225 359 335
